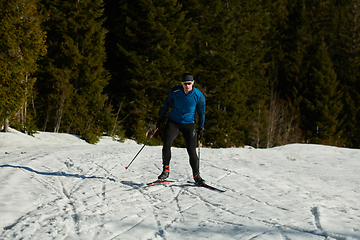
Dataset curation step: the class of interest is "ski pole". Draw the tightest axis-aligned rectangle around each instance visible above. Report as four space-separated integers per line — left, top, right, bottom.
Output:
125 128 159 169
198 140 201 160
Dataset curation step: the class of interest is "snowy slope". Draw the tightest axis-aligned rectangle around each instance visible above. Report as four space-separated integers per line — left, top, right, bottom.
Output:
0 128 359 240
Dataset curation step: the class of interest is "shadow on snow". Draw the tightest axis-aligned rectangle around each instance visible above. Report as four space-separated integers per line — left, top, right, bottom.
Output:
0 164 115 182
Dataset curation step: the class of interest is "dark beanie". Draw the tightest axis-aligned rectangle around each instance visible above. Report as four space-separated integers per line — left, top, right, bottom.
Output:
181 73 194 82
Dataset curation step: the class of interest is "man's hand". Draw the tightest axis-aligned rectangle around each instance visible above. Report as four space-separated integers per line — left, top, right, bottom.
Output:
197 128 204 140
156 116 166 128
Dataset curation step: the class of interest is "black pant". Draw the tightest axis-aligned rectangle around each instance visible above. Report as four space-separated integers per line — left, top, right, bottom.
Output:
162 119 199 175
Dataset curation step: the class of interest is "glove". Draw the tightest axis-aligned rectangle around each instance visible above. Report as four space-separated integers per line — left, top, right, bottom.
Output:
156 116 166 128
197 128 204 140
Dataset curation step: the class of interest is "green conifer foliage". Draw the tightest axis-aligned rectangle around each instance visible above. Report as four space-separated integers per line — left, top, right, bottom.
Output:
273 0 347 146
181 0 240 147
304 42 342 144
181 0 270 147
0 0 46 131
331 0 360 147
36 0 110 143
234 0 271 148
278 0 312 114
105 0 190 142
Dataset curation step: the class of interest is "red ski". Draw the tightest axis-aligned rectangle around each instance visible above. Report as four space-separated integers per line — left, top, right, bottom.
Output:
187 181 225 192
146 179 178 186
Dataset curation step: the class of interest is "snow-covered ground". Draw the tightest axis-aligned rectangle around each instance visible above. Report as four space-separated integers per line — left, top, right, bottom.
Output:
0 128 359 240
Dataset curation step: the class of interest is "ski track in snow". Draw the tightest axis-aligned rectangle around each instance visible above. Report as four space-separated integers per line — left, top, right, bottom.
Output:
1 132 360 239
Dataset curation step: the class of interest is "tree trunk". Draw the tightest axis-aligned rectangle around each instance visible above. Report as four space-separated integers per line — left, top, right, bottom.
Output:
3 119 9 132
54 93 66 133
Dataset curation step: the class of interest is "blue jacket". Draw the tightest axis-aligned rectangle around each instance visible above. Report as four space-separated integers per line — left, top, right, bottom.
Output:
161 85 205 128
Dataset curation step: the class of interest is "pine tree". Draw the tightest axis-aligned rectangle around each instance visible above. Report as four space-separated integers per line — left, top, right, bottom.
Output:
303 41 342 144
180 0 240 147
35 0 110 143
331 0 360 147
265 0 303 147
179 0 270 148
235 0 271 148
104 0 190 143
273 0 341 144
0 0 46 132
278 0 313 115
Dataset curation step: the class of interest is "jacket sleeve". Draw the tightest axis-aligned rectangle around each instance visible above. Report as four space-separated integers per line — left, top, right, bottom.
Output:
160 88 174 117
196 93 206 129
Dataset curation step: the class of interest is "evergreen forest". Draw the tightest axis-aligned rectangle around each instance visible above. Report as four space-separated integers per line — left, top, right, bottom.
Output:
1 0 360 148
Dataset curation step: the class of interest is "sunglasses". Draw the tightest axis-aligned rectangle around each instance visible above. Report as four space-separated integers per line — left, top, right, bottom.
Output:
181 81 193 86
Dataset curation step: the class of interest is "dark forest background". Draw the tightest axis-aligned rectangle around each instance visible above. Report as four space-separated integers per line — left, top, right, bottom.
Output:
1 0 359 148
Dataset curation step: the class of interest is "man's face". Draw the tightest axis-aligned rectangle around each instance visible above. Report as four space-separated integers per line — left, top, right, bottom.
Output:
182 81 194 94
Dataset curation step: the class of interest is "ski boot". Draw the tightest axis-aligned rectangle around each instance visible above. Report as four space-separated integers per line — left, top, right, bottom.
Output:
193 173 205 186
158 165 169 180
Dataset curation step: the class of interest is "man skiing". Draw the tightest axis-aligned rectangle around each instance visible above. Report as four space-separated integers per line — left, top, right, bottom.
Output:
156 73 206 185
